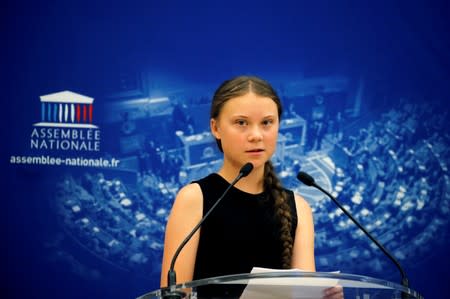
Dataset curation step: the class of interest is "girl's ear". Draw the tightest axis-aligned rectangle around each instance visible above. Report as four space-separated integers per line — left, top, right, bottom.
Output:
210 118 220 139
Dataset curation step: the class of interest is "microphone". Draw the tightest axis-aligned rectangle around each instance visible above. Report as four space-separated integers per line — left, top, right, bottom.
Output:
163 162 254 299
297 171 410 298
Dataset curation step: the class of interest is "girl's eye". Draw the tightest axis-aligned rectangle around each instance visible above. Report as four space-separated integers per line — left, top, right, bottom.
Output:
236 119 247 126
262 119 274 126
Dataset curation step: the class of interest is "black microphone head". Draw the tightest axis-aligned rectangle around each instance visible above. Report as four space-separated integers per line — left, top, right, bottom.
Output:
297 171 316 186
240 162 254 177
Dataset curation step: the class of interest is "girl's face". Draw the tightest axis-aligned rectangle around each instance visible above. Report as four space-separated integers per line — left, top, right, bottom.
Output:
210 92 280 170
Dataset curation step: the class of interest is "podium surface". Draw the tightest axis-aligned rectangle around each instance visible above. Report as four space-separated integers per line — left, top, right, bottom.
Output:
137 271 424 299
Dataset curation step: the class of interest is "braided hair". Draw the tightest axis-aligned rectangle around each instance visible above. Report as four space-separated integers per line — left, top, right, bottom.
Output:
263 161 293 268
210 75 294 268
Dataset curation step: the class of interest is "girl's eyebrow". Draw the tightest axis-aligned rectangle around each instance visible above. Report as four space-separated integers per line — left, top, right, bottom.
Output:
231 113 277 117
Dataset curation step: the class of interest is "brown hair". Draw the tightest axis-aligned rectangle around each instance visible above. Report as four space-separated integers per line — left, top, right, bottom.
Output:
210 75 294 268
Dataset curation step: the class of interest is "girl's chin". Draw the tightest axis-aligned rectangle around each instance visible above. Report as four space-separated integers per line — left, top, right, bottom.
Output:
241 159 268 168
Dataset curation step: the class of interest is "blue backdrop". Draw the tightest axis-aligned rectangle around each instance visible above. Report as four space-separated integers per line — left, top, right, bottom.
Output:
3 1 449 298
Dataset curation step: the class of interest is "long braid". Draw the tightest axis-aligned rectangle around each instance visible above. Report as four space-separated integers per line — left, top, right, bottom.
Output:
264 161 293 269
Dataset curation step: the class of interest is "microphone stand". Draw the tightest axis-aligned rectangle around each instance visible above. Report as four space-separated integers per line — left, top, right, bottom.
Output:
163 163 254 299
297 172 410 299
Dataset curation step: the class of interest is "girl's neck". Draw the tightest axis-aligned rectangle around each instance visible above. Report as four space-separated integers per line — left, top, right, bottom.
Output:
218 164 265 194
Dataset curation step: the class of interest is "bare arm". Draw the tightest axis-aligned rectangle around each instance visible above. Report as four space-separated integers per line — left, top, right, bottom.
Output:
290 194 316 271
160 183 203 287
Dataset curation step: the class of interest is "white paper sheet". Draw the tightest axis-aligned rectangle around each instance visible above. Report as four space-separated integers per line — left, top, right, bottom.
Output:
239 267 340 299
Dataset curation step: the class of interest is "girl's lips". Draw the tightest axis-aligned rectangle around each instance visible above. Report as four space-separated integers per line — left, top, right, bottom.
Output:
246 149 264 154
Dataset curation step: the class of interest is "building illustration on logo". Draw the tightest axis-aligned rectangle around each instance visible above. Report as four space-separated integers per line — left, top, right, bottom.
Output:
34 91 98 128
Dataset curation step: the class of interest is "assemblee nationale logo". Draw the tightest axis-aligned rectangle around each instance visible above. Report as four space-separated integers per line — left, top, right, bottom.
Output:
31 91 101 151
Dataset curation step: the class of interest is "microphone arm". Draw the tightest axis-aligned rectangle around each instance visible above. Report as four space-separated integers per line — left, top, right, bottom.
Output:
164 163 254 298
297 171 410 296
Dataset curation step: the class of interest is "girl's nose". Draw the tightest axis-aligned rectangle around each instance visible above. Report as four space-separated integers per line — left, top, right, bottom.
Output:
247 126 263 142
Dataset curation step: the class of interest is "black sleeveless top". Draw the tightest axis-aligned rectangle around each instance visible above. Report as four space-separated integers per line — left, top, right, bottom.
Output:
192 173 298 281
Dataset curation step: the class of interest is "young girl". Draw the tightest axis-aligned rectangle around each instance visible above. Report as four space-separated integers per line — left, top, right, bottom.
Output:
160 75 343 299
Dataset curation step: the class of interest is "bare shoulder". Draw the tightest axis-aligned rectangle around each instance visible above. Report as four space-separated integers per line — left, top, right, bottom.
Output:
171 183 203 213
293 193 313 215
177 182 202 200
